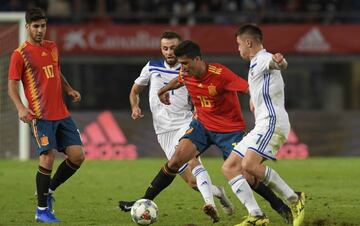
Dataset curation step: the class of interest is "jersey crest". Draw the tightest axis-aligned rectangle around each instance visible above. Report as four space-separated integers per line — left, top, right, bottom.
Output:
208 84 217 96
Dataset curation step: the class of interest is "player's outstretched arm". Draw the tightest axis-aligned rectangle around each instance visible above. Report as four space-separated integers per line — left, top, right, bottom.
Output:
129 83 145 120
270 53 288 70
8 80 35 123
157 77 183 105
60 72 81 102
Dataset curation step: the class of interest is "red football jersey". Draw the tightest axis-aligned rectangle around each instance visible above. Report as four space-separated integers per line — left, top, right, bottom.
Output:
8 40 70 120
179 63 248 133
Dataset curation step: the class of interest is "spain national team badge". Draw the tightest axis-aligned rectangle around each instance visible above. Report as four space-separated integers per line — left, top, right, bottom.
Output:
40 135 49 146
208 84 217 96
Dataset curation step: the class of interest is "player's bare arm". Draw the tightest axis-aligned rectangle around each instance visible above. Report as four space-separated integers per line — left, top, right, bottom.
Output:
8 80 35 123
60 72 81 102
269 53 288 70
129 83 145 120
157 77 184 105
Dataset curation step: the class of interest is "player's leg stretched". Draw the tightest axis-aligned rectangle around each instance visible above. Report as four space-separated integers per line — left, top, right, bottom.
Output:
262 166 305 226
118 161 178 212
119 139 220 223
180 164 216 208
189 161 219 222
245 173 293 224
188 157 234 216
180 149 219 223
222 152 269 226
119 161 191 213
243 151 305 226
119 138 197 207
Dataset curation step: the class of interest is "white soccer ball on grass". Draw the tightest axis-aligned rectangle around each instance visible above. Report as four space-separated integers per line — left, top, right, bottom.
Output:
130 199 158 225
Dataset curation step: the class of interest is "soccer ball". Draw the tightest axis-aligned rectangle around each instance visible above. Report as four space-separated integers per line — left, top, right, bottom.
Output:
130 199 158 225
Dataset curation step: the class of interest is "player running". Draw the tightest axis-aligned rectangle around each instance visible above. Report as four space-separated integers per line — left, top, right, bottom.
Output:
120 40 293 224
222 24 306 226
119 31 234 222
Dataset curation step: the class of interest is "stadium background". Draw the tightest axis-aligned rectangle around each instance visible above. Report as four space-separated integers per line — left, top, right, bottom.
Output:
1 0 360 160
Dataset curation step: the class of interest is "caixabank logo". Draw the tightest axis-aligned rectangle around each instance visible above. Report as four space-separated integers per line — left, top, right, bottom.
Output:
80 111 138 160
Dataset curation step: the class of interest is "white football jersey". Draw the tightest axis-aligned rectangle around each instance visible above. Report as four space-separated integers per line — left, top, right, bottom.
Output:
134 60 193 134
248 49 290 129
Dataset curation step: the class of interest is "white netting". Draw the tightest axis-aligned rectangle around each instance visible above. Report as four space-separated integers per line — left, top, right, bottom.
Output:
0 23 20 157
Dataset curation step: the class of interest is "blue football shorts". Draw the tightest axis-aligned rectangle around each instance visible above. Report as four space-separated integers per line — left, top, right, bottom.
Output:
30 116 83 155
180 119 245 160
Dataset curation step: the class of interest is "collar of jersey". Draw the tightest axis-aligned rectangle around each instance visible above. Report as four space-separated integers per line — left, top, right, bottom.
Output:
164 60 181 70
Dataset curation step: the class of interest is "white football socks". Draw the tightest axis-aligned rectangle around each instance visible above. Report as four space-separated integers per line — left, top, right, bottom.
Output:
192 165 215 206
211 184 222 198
229 175 263 216
263 166 298 203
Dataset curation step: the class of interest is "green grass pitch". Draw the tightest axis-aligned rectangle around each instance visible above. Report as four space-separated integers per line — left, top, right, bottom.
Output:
0 157 359 226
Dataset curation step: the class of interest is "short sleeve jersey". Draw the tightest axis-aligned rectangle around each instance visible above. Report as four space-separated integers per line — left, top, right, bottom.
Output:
135 60 193 134
8 40 69 120
179 63 248 133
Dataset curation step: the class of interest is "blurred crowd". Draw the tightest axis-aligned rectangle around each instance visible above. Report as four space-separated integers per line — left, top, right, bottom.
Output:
1 0 360 24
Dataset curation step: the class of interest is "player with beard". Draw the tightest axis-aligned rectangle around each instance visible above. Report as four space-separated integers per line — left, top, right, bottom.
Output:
119 31 234 222
120 39 293 224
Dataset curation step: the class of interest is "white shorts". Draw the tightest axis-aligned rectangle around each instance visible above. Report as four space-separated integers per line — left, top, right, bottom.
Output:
157 124 190 173
233 124 290 160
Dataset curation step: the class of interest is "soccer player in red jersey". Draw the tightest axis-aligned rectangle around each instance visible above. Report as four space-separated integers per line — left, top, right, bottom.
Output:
121 40 292 224
119 31 235 219
176 61 247 133
8 8 84 223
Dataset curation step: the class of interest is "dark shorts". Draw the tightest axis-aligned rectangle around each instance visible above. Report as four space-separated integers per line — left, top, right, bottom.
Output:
181 119 245 160
30 117 83 155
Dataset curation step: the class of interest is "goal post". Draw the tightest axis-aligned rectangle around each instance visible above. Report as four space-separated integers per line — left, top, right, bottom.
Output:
0 12 30 160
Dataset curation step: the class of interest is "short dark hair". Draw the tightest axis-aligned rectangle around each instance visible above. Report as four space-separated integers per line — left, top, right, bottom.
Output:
160 31 182 41
174 40 202 59
235 24 263 42
25 7 47 24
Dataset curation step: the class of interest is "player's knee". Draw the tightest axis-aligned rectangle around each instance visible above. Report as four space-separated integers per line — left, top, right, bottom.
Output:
170 152 191 171
241 159 256 176
67 148 85 166
222 157 241 176
174 139 197 163
74 152 85 166
221 162 229 175
221 161 235 178
167 158 182 172
39 150 56 168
